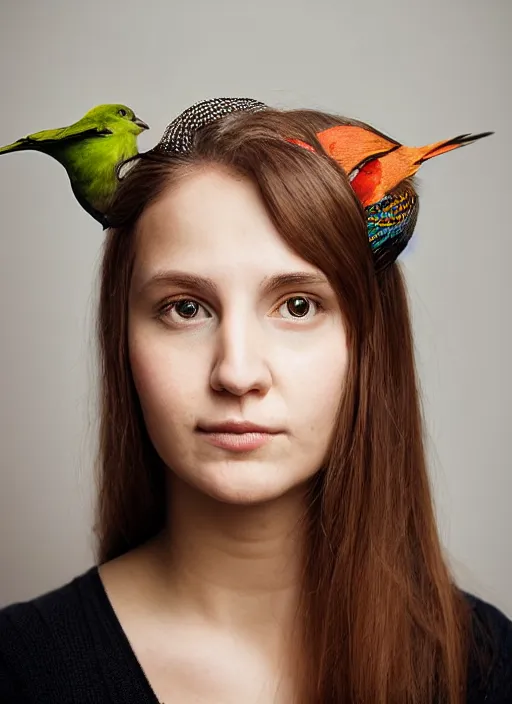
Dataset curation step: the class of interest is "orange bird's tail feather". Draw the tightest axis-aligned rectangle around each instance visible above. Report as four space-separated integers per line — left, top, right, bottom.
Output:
363 131 495 204
414 131 494 165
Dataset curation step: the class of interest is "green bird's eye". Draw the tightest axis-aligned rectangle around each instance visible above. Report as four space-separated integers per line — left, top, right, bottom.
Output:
118 109 127 116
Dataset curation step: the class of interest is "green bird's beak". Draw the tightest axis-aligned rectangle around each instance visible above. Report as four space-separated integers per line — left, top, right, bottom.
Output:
133 116 149 130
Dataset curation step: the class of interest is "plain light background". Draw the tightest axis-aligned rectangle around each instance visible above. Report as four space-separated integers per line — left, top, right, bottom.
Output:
0 0 510 614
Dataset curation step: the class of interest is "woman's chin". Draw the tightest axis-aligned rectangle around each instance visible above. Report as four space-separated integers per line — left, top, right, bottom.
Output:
175 461 310 507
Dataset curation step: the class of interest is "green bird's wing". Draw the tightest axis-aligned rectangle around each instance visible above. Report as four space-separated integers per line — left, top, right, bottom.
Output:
23 115 112 145
0 116 112 154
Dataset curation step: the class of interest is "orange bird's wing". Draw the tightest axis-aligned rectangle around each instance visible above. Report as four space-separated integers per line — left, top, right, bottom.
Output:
315 125 401 174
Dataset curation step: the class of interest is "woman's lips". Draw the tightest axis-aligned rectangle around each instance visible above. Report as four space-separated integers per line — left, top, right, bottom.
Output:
197 430 276 452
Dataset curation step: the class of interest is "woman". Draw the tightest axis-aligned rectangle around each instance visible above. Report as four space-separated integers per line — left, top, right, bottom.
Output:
0 98 510 703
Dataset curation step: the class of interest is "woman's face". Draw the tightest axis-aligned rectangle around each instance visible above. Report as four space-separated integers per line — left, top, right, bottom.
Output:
128 167 348 504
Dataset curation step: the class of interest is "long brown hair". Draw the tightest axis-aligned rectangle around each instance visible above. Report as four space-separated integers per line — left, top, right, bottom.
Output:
95 107 472 702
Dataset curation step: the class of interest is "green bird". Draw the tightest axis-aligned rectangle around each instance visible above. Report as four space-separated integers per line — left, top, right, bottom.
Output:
0 103 149 227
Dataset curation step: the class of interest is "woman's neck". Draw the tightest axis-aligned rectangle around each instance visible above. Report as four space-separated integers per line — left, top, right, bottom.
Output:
147 476 307 637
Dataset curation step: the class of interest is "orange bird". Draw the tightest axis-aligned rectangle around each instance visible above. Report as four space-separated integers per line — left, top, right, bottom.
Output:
312 124 493 207
287 123 493 270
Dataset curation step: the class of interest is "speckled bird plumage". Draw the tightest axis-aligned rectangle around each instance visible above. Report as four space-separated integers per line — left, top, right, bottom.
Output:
0 103 149 227
155 97 268 154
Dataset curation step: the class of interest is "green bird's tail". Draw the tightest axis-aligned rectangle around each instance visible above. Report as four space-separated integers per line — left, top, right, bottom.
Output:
0 138 38 155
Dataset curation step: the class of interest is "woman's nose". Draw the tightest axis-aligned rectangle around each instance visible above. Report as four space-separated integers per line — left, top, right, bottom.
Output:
209 316 272 396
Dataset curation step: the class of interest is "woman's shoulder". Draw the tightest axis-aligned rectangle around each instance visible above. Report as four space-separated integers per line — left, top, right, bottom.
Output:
464 590 511 634
462 590 512 703
0 565 98 640
0 566 103 700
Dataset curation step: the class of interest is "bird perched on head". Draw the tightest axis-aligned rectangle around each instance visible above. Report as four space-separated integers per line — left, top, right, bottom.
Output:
0 103 149 228
289 124 493 269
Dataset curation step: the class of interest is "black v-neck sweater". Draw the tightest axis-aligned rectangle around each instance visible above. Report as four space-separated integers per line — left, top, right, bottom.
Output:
0 566 511 703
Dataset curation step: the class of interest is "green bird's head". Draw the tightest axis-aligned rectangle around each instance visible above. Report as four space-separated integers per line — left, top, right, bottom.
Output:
84 103 150 136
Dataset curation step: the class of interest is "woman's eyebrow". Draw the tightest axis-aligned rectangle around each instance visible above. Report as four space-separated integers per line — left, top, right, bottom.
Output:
262 271 331 296
136 270 331 297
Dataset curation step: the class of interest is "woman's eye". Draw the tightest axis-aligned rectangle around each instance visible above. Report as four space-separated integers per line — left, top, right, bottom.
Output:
278 296 320 320
159 298 210 324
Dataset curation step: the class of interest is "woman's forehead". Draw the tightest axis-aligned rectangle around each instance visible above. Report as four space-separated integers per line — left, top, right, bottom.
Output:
132 168 323 285
136 167 270 245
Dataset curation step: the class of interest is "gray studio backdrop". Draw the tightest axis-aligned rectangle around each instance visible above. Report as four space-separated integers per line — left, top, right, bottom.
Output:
1 0 510 613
